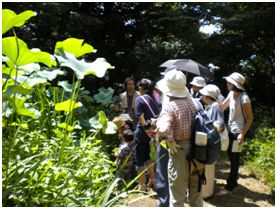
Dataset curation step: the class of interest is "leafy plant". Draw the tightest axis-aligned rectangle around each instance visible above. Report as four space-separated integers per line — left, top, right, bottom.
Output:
2 8 130 207
242 127 275 193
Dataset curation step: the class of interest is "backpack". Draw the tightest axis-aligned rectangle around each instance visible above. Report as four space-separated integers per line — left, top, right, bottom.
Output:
187 101 221 165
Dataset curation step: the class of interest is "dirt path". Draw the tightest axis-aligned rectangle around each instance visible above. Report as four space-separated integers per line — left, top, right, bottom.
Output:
126 152 274 207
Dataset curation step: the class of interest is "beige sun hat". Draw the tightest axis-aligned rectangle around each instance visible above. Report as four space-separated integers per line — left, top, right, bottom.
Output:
156 69 188 98
223 72 245 91
199 84 221 101
190 76 206 87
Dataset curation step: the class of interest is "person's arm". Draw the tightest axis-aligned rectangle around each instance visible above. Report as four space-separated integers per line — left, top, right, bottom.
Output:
221 97 230 111
211 105 225 133
238 102 254 143
138 114 146 125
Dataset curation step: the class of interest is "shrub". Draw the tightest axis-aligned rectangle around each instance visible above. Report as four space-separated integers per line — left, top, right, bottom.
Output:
242 127 275 193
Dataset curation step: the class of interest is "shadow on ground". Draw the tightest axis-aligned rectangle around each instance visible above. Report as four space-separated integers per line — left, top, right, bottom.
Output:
205 152 274 207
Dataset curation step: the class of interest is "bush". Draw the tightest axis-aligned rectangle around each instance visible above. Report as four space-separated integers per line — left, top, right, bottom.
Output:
242 127 275 193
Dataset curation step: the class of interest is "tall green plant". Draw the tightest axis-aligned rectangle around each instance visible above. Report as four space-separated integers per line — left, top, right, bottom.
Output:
2 9 124 206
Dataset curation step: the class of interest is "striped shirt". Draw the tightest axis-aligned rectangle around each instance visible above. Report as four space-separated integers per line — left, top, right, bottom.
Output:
157 98 197 141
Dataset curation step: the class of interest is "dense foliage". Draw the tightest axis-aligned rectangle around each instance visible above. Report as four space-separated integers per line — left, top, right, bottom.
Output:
242 127 275 193
3 3 274 113
2 9 134 206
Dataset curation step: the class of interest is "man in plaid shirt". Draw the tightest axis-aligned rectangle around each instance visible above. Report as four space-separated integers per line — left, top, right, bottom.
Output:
156 69 205 207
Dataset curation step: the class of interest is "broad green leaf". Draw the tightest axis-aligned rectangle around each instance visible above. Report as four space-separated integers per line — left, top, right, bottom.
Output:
18 63 40 74
2 37 56 67
3 85 33 102
2 9 36 35
55 50 114 79
58 123 74 131
2 64 16 76
98 111 107 129
2 78 15 93
55 38 96 58
14 97 36 118
37 68 64 81
93 87 118 105
10 122 28 129
104 121 117 134
58 81 73 92
89 114 102 130
98 111 117 134
55 99 82 112
13 75 48 88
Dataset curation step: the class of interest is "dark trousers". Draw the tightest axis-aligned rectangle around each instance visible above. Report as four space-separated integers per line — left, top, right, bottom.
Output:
155 140 170 207
226 132 240 191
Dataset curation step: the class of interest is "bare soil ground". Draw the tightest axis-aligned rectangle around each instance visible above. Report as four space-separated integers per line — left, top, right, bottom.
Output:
125 152 274 207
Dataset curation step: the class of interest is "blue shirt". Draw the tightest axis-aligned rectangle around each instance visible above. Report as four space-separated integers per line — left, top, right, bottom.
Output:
135 94 161 121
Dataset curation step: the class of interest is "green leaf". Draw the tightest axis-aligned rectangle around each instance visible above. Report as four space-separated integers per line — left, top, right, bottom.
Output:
4 85 33 98
18 63 41 75
37 68 64 81
13 75 48 88
55 50 114 79
104 121 117 134
89 114 102 130
55 99 82 112
98 111 107 129
93 87 117 105
2 37 56 67
14 97 36 118
2 9 36 35
2 64 17 76
58 123 74 131
58 81 73 92
55 38 96 58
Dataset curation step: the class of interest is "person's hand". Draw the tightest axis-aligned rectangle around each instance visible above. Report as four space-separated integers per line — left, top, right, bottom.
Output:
150 118 157 127
237 133 244 144
213 121 223 133
166 140 181 156
145 128 156 138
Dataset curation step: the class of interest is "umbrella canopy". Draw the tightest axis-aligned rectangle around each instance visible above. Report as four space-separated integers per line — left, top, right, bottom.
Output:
160 59 213 80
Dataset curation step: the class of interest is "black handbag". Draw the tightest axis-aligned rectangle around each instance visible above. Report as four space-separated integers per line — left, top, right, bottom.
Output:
240 93 255 139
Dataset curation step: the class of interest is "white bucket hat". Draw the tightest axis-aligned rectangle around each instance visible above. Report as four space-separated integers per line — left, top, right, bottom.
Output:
190 76 206 87
199 84 220 101
156 69 188 98
223 72 245 91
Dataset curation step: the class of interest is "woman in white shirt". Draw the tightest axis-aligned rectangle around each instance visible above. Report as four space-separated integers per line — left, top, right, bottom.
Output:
217 72 253 196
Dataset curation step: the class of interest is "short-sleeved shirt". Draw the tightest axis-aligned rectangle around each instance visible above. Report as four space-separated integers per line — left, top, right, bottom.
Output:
157 98 197 141
205 102 224 127
135 94 161 121
227 92 251 133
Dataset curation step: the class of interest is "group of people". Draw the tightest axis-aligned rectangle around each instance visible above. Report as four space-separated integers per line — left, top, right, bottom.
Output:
111 69 253 207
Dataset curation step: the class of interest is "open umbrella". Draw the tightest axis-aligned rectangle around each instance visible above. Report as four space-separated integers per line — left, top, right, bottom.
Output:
160 59 213 80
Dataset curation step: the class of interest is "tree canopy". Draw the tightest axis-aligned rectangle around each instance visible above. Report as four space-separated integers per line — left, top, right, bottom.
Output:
3 2 275 115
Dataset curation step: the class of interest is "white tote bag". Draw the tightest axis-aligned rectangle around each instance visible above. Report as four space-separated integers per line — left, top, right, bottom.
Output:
220 126 229 151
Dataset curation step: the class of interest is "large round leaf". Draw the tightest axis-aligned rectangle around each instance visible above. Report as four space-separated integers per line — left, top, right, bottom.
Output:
55 38 96 58
2 9 36 35
2 37 56 67
55 50 114 79
55 99 82 112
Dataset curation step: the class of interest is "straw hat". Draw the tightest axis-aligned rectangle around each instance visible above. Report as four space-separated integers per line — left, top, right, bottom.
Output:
223 72 245 91
156 69 188 98
190 76 206 87
199 84 220 101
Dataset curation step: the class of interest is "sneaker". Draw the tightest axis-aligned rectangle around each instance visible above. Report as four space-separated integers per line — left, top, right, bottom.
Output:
216 188 231 196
